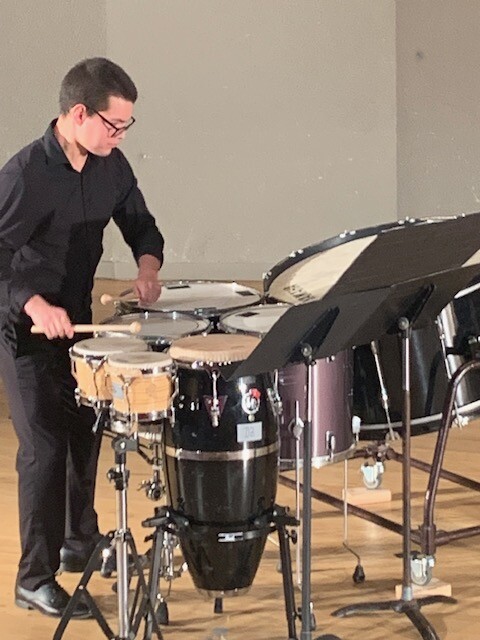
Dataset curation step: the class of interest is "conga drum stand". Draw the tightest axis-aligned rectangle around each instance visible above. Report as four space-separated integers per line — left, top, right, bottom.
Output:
142 504 301 640
53 434 163 640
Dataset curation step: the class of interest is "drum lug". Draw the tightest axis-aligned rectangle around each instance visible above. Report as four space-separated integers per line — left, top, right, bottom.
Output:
267 386 283 418
325 431 336 460
74 388 82 408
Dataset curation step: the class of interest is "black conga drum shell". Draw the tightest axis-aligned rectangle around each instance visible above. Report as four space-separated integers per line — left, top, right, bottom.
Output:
164 363 278 596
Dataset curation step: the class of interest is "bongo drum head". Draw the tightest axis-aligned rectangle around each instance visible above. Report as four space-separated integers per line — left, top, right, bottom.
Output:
169 333 260 364
72 336 148 357
107 351 173 369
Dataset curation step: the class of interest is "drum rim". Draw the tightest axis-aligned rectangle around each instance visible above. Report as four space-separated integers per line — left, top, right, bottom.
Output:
263 217 450 297
119 279 263 315
98 310 212 341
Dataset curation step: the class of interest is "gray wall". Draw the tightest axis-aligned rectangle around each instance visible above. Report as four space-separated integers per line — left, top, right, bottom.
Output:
397 1 480 219
104 0 396 280
8 2 477 283
0 1 106 162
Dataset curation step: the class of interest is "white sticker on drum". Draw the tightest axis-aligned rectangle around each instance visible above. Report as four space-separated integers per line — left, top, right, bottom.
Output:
237 421 262 443
111 382 125 399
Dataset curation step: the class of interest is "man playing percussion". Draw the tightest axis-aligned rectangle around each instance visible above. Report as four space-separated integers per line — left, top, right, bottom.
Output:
0 57 164 618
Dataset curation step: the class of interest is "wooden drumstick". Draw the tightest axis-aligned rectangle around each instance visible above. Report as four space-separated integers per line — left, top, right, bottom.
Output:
31 321 142 335
100 287 135 306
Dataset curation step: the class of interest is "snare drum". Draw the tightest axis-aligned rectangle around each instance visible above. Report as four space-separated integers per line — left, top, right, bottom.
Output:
219 303 355 468
98 311 211 350
105 352 174 426
118 280 262 324
70 337 148 408
165 333 279 597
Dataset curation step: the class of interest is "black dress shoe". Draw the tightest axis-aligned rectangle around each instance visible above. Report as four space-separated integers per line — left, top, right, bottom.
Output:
15 580 91 618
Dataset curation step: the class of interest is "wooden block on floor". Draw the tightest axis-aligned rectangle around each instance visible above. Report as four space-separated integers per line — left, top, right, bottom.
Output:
342 487 392 506
395 578 452 599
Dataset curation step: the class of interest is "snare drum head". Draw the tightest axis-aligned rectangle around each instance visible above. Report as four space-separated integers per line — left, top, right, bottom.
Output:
122 280 262 317
219 303 290 337
107 351 173 369
98 311 210 345
72 336 148 357
169 333 260 364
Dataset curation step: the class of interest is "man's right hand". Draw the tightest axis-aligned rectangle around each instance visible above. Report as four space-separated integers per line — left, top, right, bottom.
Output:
24 295 74 339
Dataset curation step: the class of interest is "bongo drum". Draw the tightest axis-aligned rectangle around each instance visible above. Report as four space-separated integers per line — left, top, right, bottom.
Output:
70 336 148 409
165 333 279 597
105 351 174 426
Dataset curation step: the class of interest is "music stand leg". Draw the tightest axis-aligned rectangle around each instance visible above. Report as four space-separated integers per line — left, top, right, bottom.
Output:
331 319 456 640
299 353 343 640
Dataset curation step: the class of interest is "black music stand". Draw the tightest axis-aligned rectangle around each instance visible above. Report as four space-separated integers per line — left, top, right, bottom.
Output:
229 219 480 640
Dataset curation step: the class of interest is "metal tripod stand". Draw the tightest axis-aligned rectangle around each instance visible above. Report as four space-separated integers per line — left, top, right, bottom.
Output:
332 318 456 640
53 434 163 640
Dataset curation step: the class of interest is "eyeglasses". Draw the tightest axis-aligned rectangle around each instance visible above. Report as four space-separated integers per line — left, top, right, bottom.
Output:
87 107 136 137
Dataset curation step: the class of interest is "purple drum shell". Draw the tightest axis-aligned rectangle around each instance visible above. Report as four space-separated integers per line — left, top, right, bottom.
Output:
279 350 354 468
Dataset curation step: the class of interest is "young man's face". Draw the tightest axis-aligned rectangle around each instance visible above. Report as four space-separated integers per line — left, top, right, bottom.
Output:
76 96 135 156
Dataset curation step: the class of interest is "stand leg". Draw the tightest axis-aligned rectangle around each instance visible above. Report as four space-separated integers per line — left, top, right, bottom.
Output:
277 521 299 640
54 436 164 640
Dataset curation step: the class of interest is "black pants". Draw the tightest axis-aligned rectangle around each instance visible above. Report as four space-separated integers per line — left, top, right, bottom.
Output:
0 330 101 590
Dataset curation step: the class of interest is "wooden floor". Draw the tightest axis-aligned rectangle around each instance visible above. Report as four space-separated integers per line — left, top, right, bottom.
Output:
1 279 480 639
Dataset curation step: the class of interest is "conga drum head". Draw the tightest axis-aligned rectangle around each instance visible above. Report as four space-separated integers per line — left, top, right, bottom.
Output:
119 280 262 319
169 333 260 365
98 311 210 350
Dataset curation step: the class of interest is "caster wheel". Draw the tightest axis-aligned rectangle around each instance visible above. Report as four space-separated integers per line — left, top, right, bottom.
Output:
411 552 434 586
155 600 169 625
364 477 382 489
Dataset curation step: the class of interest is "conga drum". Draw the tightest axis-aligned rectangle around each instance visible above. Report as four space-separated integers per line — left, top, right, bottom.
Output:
219 303 355 468
166 333 279 597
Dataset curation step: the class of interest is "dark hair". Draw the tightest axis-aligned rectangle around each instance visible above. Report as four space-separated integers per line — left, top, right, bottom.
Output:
59 57 138 114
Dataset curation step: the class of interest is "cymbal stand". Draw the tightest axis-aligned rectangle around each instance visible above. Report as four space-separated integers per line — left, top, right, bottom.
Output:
53 434 163 640
332 318 456 640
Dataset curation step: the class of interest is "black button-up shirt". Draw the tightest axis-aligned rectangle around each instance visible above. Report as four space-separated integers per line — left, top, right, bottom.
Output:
0 121 164 326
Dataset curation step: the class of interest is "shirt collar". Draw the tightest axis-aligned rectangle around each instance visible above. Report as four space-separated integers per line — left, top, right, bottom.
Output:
43 119 71 166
